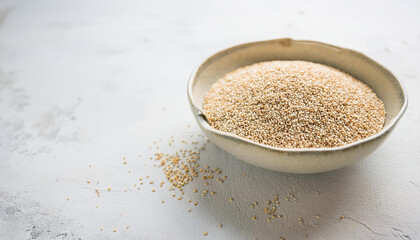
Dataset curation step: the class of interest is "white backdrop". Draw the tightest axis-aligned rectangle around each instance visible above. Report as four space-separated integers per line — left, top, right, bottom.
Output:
0 0 419 239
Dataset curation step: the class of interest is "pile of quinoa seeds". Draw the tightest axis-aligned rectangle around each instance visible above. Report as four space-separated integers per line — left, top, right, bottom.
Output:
203 61 386 148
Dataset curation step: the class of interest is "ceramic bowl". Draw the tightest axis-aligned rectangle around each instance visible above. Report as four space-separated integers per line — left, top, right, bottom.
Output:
187 38 407 174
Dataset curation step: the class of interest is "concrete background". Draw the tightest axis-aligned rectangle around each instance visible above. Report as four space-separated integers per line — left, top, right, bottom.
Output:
0 0 419 239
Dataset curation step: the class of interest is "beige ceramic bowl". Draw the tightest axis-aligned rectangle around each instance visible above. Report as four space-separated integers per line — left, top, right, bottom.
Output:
188 39 407 174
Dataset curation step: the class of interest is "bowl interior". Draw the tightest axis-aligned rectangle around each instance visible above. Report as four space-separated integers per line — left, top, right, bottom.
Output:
190 39 406 129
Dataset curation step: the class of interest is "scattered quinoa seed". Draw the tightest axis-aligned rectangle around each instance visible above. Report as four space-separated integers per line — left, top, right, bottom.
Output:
298 218 303 224
203 232 208 236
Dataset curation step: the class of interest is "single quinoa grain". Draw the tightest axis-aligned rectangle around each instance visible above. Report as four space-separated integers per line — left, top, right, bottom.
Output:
203 61 386 148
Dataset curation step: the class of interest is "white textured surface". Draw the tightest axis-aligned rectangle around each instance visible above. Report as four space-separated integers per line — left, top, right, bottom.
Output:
0 1 419 239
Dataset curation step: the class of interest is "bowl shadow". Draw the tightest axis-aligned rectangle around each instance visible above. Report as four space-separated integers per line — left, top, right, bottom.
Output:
188 142 374 240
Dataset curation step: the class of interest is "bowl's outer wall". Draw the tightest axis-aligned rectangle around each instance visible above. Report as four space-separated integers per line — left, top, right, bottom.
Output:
202 124 391 174
189 39 407 173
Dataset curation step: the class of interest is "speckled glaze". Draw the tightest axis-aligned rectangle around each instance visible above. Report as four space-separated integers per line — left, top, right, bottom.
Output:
188 39 408 174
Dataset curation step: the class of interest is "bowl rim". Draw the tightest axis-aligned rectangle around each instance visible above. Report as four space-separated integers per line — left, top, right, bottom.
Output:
187 38 408 153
